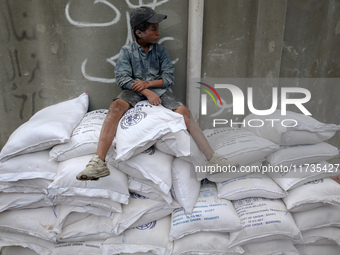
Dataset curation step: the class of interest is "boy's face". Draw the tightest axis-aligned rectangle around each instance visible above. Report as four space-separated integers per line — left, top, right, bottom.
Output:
138 23 160 44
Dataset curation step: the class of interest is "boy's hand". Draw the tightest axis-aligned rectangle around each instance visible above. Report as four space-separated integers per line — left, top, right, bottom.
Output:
143 90 162 105
132 80 149 92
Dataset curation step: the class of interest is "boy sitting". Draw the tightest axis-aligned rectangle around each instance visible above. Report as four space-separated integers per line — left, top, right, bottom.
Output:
76 6 238 180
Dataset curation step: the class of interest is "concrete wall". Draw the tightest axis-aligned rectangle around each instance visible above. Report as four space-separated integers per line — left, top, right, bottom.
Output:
1 0 339 157
0 0 188 148
200 0 340 162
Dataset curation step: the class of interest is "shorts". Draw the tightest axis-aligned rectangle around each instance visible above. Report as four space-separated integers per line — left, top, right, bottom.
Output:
115 90 183 111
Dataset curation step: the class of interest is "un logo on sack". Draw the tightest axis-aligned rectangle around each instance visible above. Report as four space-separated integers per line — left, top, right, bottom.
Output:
120 109 147 130
142 146 156 155
135 221 157 230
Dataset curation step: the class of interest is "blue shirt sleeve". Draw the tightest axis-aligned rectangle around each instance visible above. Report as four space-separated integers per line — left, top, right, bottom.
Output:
114 47 134 90
158 46 175 89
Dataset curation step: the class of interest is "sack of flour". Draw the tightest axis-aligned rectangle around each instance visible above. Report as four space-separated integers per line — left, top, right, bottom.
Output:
171 158 201 213
243 109 340 145
47 154 129 207
108 146 173 195
103 216 173 255
267 161 339 191
173 231 244 255
169 182 242 241
292 204 340 231
58 214 114 242
242 239 299 255
297 227 340 246
295 244 340 255
203 127 279 165
0 231 54 255
0 150 58 182
112 192 176 235
0 246 39 255
0 93 89 162
128 177 173 204
283 178 340 212
155 130 206 167
49 109 108 161
266 142 339 167
216 173 287 200
229 197 301 247
114 100 186 161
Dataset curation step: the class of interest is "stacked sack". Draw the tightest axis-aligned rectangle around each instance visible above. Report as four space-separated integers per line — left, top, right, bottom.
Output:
0 93 340 255
242 110 340 255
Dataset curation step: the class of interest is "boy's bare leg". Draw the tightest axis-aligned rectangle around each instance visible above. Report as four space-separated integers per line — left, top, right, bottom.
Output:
174 105 238 172
76 99 130 180
174 106 214 160
96 99 130 161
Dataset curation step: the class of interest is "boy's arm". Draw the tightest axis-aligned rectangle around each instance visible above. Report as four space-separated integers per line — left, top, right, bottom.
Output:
139 88 162 105
131 79 163 92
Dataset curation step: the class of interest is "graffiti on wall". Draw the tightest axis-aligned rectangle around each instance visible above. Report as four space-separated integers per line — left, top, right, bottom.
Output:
0 0 179 121
0 0 46 120
65 0 178 83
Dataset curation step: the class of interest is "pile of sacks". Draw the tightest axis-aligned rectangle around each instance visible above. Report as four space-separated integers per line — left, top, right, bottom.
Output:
0 93 339 255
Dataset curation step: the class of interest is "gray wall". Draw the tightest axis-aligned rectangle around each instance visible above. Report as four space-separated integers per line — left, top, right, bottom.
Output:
201 0 340 163
0 0 188 148
1 0 339 160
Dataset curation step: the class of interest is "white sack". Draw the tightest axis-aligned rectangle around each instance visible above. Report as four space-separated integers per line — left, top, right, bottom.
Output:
216 173 287 200
267 161 339 191
49 195 121 212
173 231 244 255
112 192 176 235
58 214 114 242
203 127 279 166
114 100 186 161
292 204 340 231
297 227 340 246
243 109 340 145
0 178 51 193
169 182 242 241
0 93 89 162
155 129 206 166
47 154 129 205
103 216 173 255
242 239 299 255
1 246 39 255
50 109 107 161
0 231 53 255
283 178 340 212
51 241 103 255
171 158 201 213
0 192 45 212
229 197 301 247
109 146 173 195
266 142 339 167
0 207 59 241
0 150 58 181
295 244 340 255
128 177 173 204
204 161 264 182
53 204 114 235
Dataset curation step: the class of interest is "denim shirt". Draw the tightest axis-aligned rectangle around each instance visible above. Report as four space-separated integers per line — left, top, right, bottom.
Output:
115 41 175 97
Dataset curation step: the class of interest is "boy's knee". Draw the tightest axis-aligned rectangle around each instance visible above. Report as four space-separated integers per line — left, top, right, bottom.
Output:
175 105 191 119
109 99 129 115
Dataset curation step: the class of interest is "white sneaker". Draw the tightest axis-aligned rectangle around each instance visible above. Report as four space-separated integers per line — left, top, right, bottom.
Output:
207 153 239 175
76 155 110 180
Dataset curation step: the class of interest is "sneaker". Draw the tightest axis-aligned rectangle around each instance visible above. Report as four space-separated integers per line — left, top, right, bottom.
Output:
207 152 239 175
76 155 110 180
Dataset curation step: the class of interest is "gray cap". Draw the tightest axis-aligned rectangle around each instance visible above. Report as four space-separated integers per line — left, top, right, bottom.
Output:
130 6 167 29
